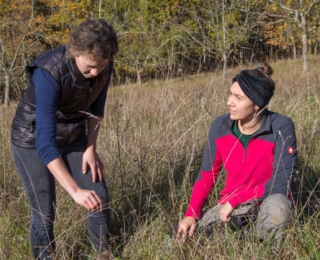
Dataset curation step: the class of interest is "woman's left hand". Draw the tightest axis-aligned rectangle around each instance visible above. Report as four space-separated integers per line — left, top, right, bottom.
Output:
82 148 104 183
219 202 234 222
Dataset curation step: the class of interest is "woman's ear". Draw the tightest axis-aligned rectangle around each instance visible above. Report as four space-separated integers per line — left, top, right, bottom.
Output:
254 105 260 112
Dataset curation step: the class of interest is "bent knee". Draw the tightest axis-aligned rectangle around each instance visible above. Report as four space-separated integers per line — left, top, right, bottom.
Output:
259 193 292 224
262 194 292 211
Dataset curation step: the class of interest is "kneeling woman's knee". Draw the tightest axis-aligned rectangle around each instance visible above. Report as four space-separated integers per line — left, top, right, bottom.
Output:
261 194 292 214
258 193 292 229
256 193 293 241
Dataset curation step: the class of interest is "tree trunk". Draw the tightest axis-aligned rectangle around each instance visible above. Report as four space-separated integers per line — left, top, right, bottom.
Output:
301 14 309 72
293 40 297 60
4 74 10 108
222 53 227 79
270 45 273 60
136 69 142 87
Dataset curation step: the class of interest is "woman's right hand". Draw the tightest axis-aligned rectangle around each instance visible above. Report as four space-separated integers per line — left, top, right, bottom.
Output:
70 188 102 211
176 216 197 242
47 158 103 212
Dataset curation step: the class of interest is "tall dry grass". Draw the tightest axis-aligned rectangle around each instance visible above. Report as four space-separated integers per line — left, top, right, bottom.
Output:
0 58 319 259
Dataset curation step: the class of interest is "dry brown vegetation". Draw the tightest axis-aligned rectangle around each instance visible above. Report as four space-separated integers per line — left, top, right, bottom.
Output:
0 57 319 259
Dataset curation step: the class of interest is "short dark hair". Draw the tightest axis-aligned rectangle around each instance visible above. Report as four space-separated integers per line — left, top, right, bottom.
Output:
67 18 119 60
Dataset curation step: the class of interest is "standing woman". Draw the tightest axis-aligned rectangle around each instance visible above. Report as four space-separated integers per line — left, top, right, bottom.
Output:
176 63 297 245
11 19 118 259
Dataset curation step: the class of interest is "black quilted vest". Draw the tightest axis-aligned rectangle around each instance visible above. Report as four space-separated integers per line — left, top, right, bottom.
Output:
11 46 113 148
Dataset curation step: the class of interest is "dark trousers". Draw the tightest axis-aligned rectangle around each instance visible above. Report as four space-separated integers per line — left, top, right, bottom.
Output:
12 138 110 259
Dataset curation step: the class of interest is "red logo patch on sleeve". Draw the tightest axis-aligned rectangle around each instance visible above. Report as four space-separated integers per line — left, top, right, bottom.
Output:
288 147 294 154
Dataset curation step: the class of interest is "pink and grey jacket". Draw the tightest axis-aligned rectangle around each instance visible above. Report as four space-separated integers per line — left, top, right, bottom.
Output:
185 109 297 219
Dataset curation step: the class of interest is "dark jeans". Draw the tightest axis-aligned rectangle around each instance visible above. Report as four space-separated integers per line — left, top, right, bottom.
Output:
12 138 110 259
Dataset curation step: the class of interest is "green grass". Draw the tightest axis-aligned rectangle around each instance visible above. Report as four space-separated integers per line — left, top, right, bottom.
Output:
1 57 320 259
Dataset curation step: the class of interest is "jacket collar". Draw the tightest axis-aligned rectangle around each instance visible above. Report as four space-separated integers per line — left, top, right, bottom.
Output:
223 109 272 137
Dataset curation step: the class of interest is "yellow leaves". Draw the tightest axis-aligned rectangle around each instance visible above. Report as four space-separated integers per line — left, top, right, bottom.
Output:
270 2 279 12
0 0 88 60
33 0 93 46
263 22 296 49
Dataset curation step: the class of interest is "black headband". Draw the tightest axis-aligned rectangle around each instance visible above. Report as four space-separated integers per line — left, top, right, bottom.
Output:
232 70 275 108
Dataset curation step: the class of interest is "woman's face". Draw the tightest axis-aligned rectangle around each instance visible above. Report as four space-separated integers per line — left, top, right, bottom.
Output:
227 81 259 124
74 53 109 78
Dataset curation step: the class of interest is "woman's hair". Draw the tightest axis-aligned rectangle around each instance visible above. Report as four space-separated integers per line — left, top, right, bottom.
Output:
67 18 119 60
247 62 275 88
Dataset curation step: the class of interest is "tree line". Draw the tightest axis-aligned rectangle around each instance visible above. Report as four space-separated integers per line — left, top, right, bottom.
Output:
1 0 320 107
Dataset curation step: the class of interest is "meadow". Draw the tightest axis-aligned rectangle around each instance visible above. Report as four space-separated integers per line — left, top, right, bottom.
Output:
0 58 319 259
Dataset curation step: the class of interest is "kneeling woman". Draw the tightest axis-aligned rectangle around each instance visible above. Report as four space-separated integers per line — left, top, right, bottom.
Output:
176 62 297 243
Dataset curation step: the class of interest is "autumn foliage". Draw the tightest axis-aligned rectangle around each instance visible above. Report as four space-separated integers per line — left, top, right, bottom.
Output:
1 0 320 105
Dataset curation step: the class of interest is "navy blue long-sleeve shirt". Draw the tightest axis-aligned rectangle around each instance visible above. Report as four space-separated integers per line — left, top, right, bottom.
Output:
33 68 108 165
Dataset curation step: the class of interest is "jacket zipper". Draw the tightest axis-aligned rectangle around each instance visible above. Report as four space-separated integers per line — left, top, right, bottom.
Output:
243 146 246 162
222 113 270 164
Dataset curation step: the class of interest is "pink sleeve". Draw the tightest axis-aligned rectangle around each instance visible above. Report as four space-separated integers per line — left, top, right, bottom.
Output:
185 120 222 219
184 170 215 219
185 149 222 219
